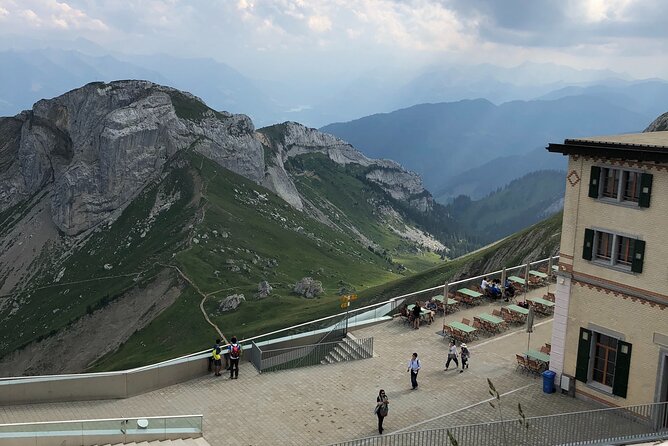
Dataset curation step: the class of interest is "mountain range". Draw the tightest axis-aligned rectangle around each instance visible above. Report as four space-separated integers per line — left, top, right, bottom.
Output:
0 80 471 375
2 42 667 129
320 94 656 202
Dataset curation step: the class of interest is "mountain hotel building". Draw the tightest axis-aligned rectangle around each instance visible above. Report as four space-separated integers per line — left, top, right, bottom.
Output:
547 131 668 409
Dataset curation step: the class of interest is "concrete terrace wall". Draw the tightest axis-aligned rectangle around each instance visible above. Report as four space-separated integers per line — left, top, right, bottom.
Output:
0 353 210 405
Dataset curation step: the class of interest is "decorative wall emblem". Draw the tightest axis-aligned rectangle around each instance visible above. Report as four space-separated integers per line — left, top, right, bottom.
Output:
567 170 580 186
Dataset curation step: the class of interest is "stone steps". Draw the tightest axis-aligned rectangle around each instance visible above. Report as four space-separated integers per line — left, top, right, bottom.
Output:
320 333 372 365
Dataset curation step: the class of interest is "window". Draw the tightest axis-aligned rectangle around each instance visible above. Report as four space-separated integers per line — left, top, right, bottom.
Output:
588 166 652 207
595 231 613 261
576 327 633 398
583 229 645 273
601 168 620 199
622 171 641 202
592 333 617 386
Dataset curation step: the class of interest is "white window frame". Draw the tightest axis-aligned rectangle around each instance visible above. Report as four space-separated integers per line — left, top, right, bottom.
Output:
590 228 638 272
595 166 643 206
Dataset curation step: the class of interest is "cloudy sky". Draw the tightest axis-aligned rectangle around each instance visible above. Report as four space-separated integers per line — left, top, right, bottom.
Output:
1 0 667 81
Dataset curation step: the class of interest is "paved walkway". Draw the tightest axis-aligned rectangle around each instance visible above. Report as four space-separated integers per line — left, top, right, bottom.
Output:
0 286 606 445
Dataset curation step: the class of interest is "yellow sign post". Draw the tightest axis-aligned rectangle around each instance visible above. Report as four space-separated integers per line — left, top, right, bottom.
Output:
339 294 358 334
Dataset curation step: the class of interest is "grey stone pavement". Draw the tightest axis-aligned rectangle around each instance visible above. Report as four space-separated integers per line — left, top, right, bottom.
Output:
0 286 607 445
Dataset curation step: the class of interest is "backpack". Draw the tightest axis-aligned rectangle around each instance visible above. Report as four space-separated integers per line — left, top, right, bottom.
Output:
230 344 241 358
212 346 221 360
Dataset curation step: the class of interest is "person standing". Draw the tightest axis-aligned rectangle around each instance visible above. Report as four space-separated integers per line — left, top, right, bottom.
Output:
212 338 223 376
375 389 389 434
228 336 242 379
445 340 459 370
411 303 421 329
407 352 421 389
460 343 470 373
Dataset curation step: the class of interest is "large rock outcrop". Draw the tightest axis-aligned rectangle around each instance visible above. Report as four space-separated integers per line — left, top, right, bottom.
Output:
259 121 433 213
644 112 668 132
0 80 263 235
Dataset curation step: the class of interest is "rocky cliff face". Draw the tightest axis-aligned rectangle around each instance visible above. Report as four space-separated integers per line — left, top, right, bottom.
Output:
259 121 433 213
644 111 668 132
0 81 263 235
0 82 431 237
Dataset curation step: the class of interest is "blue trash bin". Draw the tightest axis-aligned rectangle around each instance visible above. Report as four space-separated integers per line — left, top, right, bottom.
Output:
542 370 556 393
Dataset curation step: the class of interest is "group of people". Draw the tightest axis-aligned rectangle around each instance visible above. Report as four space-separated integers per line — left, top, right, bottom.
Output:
211 336 243 379
481 276 515 301
375 341 471 435
400 300 437 329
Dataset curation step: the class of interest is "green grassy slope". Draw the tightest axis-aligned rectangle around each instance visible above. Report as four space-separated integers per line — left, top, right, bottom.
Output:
0 159 198 357
447 170 565 244
91 151 406 370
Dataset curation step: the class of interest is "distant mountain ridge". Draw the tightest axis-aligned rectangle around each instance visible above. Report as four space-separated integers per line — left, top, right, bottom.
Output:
320 95 651 201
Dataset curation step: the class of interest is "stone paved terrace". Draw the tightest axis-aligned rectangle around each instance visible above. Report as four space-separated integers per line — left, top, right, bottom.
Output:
0 285 610 445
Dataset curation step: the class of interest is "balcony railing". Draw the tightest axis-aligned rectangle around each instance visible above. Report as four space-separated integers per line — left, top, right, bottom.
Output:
0 414 203 446
327 401 668 446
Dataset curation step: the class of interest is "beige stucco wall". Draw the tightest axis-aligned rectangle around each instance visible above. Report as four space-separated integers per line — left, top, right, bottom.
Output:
557 153 668 405
560 156 668 297
562 284 667 405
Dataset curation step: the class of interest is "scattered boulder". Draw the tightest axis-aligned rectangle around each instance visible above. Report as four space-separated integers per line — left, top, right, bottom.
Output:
293 277 324 298
257 281 273 298
219 294 245 312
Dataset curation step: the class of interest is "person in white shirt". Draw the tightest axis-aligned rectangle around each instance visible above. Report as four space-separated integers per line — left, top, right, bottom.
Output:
481 277 490 293
407 352 421 389
445 340 459 370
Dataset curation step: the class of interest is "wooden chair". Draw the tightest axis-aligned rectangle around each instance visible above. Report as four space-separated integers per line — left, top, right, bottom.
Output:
472 318 482 331
526 359 543 376
500 307 514 323
443 324 453 336
492 309 502 317
540 346 550 355
544 343 551 354
544 292 555 302
462 318 471 326
515 354 528 374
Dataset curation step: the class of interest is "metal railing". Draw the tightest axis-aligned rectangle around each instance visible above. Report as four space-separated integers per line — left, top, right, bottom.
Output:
328 401 668 446
0 414 203 446
0 256 558 405
251 337 374 373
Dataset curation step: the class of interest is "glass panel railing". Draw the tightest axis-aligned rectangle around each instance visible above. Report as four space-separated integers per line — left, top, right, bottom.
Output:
0 415 202 444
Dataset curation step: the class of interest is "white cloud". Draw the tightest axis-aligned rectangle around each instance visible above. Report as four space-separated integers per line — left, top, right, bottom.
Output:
307 14 331 32
1 0 108 31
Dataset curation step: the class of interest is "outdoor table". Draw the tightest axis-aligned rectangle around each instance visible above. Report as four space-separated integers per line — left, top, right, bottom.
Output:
457 288 483 306
433 296 459 313
474 313 506 333
551 264 559 272
525 349 550 363
407 305 433 323
503 304 529 323
528 297 555 307
527 297 555 315
508 276 526 285
446 321 477 342
529 270 548 279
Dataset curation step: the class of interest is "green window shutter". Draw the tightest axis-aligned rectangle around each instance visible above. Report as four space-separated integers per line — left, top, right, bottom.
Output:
638 173 653 207
575 327 592 382
583 229 594 261
588 166 601 198
631 239 645 273
612 340 632 398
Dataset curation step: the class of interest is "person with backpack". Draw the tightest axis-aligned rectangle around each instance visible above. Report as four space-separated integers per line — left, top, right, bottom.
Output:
407 352 421 389
212 338 223 377
460 343 470 373
228 336 242 379
374 389 389 434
